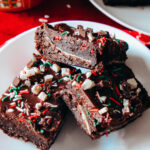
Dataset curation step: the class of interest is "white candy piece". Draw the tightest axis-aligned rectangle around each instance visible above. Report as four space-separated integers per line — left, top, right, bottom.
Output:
136 88 141 95
44 102 58 108
98 42 101 48
86 71 92 78
16 107 24 112
32 55 37 62
31 84 42 95
63 77 70 81
33 67 41 74
20 70 27 80
10 102 16 106
61 68 71 76
72 81 78 86
44 74 53 82
15 95 22 99
6 108 14 113
119 84 123 91
81 79 95 90
13 95 22 101
40 65 45 72
41 59 46 64
99 107 108 115
9 92 16 99
24 80 31 87
123 99 130 107
87 32 95 42
99 96 107 103
122 106 130 115
127 78 137 89
38 92 47 101
24 66 29 72
35 103 42 110
26 68 35 77
51 64 60 73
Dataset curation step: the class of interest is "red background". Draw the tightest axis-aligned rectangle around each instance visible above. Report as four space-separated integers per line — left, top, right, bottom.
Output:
0 0 149 47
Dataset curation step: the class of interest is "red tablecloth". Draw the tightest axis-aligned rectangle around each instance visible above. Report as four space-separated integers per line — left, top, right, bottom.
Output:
0 0 150 47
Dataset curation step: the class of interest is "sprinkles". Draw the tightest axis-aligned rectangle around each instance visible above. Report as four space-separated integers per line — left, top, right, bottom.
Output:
76 74 82 82
61 31 69 36
109 97 121 106
18 90 29 95
46 60 52 66
2 96 8 102
40 129 45 134
69 75 73 81
90 108 99 113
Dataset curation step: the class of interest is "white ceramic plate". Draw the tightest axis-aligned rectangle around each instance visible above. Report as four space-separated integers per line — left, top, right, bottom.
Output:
90 0 150 35
0 20 150 150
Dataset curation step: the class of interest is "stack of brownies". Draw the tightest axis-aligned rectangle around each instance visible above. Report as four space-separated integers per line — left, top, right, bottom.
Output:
0 23 149 150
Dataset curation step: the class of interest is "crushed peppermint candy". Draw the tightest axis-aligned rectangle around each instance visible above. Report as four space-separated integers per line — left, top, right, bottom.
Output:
51 64 61 73
99 107 108 115
44 74 53 82
81 79 95 90
127 78 137 89
35 103 42 110
31 84 42 95
86 71 92 78
61 68 71 76
38 92 47 101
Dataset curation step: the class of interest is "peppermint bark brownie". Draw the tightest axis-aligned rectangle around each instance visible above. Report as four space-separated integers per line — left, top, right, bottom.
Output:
103 0 150 6
61 64 150 139
0 54 78 150
35 23 128 69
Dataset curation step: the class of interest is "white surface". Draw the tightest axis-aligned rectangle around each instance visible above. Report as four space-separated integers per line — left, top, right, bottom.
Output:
90 0 150 35
0 20 150 150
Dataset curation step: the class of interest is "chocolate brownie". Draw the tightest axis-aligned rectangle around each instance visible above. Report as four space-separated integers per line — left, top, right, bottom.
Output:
61 63 150 139
0 53 79 150
103 0 150 6
35 23 128 69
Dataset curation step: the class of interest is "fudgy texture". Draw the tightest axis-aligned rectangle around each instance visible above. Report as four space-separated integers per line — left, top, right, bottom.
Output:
61 64 150 139
35 23 128 69
0 53 79 150
103 0 150 6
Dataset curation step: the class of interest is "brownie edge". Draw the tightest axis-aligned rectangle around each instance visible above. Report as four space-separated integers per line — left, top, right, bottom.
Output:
35 23 128 69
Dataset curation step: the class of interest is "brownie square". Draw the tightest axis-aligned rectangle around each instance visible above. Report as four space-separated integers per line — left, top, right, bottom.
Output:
61 63 150 139
35 23 128 69
0 53 78 150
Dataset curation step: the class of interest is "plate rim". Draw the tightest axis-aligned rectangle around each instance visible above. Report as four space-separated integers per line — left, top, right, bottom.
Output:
90 0 150 36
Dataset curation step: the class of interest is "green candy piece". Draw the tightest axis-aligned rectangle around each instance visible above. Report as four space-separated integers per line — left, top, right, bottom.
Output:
76 74 82 83
2 96 8 102
94 119 100 127
85 109 91 120
40 129 45 134
61 31 69 36
69 75 73 81
58 78 64 82
9 88 17 92
46 61 52 66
